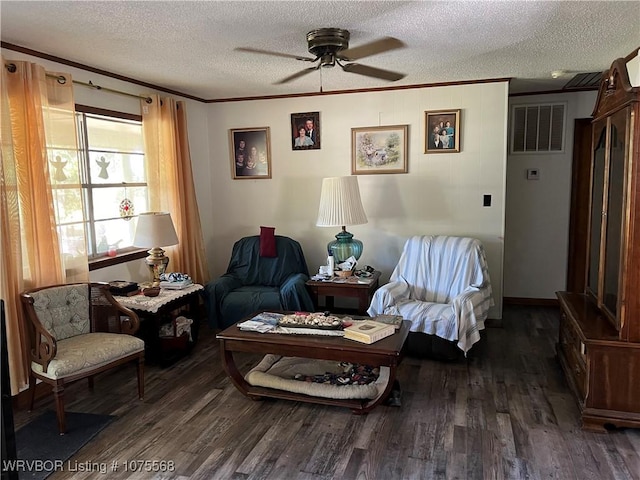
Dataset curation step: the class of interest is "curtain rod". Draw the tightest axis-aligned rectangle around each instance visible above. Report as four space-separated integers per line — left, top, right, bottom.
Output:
4 62 152 104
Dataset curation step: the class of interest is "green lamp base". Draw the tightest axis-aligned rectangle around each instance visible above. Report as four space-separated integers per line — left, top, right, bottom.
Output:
328 228 363 263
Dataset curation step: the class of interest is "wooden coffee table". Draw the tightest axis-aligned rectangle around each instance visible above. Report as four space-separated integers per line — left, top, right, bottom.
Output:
217 314 410 414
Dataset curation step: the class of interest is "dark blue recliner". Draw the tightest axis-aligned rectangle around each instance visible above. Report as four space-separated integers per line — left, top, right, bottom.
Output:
204 235 314 329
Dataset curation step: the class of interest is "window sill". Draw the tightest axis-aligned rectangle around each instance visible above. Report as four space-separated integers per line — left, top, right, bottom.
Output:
88 248 148 271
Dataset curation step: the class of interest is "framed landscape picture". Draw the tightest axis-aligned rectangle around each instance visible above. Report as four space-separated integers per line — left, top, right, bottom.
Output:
424 109 461 153
290 111 320 150
351 124 408 175
229 127 271 179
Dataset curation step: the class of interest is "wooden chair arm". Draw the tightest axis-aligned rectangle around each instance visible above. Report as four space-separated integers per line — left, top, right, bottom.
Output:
21 299 57 372
34 325 57 373
118 309 140 335
103 288 140 335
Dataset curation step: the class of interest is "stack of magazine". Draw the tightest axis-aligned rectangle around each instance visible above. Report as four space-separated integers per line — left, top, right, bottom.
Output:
159 273 193 290
237 312 282 333
160 279 192 289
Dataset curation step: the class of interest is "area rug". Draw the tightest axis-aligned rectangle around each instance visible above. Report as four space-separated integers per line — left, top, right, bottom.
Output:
13 411 114 480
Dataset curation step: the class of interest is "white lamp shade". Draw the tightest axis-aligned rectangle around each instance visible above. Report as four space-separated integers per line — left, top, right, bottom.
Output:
316 176 368 227
133 212 179 248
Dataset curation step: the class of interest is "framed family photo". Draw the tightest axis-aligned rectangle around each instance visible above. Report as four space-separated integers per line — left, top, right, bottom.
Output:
351 124 408 175
290 112 320 150
425 109 461 153
229 127 271 179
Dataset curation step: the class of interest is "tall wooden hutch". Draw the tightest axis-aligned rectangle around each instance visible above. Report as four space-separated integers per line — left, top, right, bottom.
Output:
557 54 640 432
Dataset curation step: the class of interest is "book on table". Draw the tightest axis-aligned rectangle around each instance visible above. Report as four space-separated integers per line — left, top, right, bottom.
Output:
108 281 138 296
372 314 403 329
344 320 395 344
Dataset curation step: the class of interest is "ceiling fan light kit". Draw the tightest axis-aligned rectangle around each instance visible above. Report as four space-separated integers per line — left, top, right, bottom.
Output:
237 28 406 84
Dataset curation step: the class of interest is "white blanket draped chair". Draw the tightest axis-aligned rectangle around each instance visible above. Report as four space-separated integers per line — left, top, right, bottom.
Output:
367 236 493 356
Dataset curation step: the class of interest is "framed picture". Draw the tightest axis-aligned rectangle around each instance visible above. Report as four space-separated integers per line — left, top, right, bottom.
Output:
229 127 271 179
290 112 320 150
424 109 461 153
351 125 408 175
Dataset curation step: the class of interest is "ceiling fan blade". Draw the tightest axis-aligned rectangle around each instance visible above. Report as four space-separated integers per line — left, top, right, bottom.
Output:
342 63 405 82
235 47 316 62
338 37 405 61
274 66 319 84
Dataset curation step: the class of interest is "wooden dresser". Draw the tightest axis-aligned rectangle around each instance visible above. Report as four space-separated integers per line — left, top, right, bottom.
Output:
557 53 640 432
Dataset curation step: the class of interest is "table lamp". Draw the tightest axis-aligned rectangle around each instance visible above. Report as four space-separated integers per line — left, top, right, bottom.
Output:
316 176 368 263
133 212 179 286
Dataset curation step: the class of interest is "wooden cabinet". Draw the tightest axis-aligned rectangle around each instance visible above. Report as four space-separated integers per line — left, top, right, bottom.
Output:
557 293 640 431
557 54 640 432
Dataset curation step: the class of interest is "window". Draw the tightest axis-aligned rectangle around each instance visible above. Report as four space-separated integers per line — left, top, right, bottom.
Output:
510 103 566 153
51 105 147 259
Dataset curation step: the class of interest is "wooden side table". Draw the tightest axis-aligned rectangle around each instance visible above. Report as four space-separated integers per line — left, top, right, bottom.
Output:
305 271 381 315
113 284 204 366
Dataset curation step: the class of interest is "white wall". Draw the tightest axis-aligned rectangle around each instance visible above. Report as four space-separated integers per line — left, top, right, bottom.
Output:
3 48 508 318
206 82 508 318
504 91 597 299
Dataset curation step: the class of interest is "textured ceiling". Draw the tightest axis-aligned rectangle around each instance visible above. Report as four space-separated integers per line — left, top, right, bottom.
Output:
1 1 639 101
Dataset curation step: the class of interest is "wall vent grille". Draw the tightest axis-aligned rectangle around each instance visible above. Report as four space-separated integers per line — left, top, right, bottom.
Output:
564 72 602 90
511 103 566 153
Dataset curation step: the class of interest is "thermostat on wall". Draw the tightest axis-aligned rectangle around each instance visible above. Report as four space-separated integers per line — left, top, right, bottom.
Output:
526 168 540 180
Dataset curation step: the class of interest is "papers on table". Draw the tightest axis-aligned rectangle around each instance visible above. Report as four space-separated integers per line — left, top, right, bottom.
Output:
310 274 332 281
159 272 193 289
238 312 284 332
336 256 357 272
159 279 193 289
250 312 283 325
237 320 276 333
309 275 373 284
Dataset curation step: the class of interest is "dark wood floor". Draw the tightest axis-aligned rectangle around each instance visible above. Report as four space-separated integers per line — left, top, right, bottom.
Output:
13 305 640 479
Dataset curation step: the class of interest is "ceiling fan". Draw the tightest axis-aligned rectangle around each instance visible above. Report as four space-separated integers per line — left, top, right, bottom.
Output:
236 28 406 84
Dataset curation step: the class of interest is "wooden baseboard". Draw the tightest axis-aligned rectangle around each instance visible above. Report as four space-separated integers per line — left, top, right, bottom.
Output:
503 297 559 307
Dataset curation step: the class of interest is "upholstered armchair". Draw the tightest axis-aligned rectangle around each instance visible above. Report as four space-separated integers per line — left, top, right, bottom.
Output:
367 236 493 357
20 282 145 434
205 235 315 329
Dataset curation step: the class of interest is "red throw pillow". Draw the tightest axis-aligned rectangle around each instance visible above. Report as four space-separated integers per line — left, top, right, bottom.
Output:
260 226 277 257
